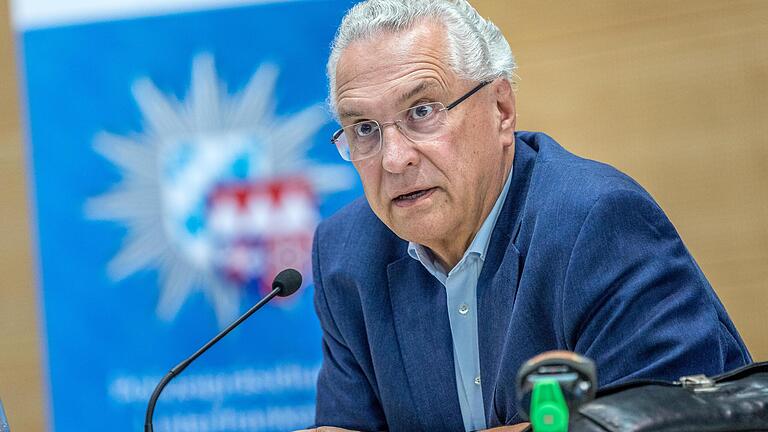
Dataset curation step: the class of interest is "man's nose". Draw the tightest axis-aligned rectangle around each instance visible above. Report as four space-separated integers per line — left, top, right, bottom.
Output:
380 122 420 173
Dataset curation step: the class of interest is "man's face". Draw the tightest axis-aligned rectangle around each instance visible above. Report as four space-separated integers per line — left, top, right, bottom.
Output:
334 21 516 265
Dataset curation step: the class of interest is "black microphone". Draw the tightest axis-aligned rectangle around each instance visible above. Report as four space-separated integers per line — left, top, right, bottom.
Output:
144 268 302 432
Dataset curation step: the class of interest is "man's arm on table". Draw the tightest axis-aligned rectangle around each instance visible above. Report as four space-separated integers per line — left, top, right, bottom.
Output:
561 189 750 383
311 234 389 431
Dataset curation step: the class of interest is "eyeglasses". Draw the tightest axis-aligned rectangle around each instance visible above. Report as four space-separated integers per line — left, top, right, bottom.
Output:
331 80 492 161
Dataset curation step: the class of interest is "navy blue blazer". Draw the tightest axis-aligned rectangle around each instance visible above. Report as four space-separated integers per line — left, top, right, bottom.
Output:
311 131 751 431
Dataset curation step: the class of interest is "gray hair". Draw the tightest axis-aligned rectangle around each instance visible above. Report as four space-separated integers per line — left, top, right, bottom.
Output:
326 0 517 116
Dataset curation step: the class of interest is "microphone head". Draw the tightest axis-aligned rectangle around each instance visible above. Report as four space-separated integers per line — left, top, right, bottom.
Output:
272 268 302 297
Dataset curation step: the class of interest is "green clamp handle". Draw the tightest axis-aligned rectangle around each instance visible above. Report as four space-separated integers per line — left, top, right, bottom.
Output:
530 379 569 432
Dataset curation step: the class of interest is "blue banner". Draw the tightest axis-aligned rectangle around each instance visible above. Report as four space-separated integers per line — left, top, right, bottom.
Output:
18 1 359 430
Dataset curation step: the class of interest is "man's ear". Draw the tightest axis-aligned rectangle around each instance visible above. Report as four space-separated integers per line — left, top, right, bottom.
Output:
494 79 517 147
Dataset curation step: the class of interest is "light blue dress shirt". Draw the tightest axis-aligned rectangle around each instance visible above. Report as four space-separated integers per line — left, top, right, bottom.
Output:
408 167 514 432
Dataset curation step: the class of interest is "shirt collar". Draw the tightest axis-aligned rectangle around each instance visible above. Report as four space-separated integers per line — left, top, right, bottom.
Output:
408 164 515 270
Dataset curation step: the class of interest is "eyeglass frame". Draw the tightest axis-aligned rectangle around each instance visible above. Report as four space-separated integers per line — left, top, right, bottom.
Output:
330 80 493 161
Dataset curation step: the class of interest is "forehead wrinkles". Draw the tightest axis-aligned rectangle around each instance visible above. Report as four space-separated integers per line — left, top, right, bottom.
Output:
336 53 450 91
336 64 451 110
335 21 455 112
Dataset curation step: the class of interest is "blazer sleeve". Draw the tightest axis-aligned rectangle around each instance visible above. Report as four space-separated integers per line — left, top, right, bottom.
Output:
312 229 387 431
561 189 751 386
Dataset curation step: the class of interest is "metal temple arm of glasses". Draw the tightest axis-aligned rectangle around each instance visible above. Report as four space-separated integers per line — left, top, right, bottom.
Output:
445 80 492 111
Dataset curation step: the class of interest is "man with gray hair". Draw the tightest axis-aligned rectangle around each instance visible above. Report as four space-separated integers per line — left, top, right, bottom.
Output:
306 0 751 431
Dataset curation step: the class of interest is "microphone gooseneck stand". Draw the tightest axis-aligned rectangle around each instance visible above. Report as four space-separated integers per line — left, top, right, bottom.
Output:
144 268 302 432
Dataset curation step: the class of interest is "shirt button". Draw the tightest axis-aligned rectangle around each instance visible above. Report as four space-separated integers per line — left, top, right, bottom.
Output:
458 304 469 315
474 376 481 385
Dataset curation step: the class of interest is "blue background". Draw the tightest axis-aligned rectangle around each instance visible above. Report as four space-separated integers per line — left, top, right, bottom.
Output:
19 0 360 429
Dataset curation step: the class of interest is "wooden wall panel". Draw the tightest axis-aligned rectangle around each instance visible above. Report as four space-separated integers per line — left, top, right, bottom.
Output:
0 0 765 429
0 0 45 431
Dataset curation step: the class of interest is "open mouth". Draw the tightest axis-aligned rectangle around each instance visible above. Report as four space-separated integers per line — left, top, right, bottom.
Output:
393 187 436 204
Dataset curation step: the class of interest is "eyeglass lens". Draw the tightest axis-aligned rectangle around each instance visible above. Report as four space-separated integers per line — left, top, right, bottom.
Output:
337 102 447 161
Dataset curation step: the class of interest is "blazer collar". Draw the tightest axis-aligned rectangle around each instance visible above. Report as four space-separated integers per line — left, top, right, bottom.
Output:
485 132 538 257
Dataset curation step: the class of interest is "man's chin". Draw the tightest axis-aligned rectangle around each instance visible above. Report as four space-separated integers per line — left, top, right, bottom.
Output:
372 199 446 244
388 218 444 247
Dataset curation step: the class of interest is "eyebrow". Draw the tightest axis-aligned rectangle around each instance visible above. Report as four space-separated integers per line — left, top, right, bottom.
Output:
338 108 364 121
397 81 440 106
337 81 442 121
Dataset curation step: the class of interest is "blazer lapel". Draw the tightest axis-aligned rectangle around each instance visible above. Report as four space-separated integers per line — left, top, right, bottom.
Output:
477 241 521 425
387 255 464 430
477 134 538 424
